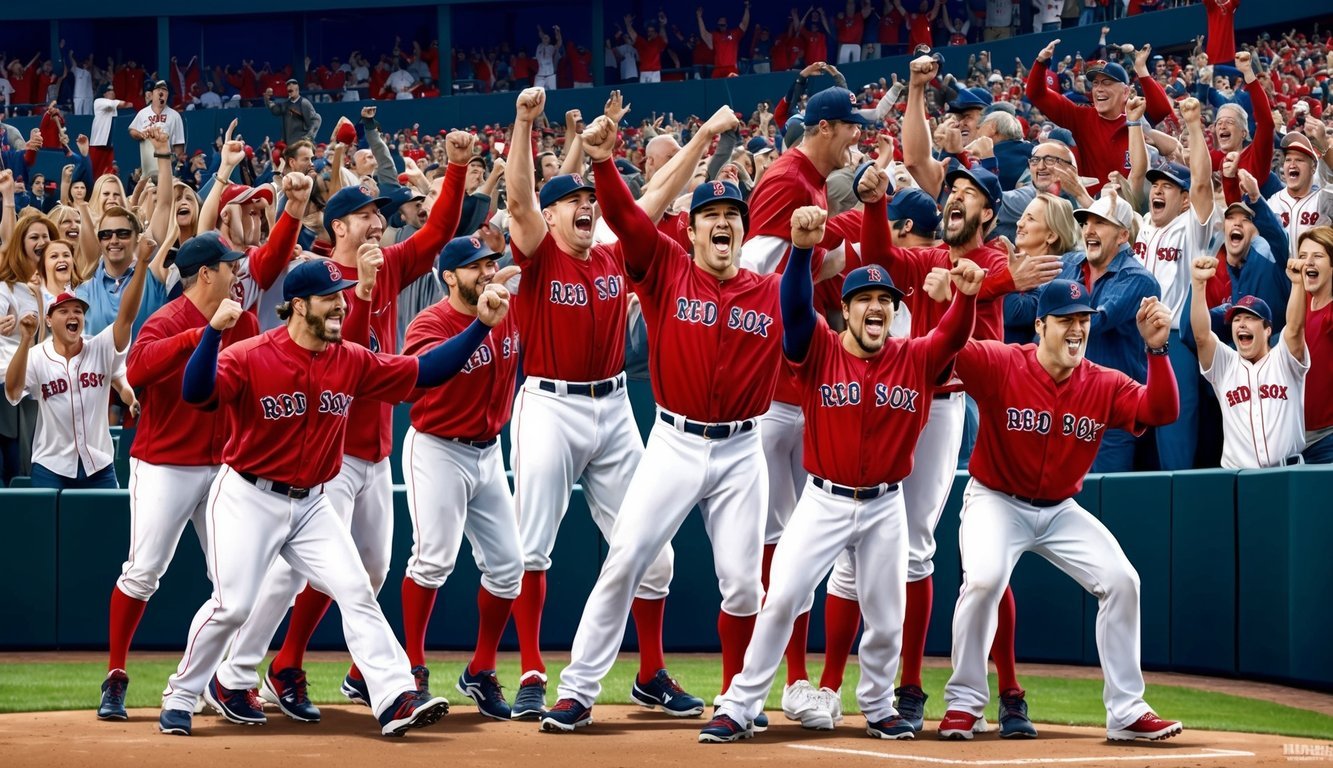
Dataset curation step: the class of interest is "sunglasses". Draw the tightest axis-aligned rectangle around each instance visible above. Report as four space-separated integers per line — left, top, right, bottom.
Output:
98 228 134 241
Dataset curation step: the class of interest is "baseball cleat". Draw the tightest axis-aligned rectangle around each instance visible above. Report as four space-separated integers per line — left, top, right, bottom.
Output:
714 694 767 732
894 684 928 732
540 698 593 732
781 679 817 722
798 686 843 730
98 669 129 721
262 665 321 723
866 715 917 740
159 708 193 736
698 713 754 743
204 675 266 725
511 673 547 720
1107 712 1183 741
458 667 512 720
378 691 450 737
412 665 432 697
341 673 371 706
998 688 1037 738
631 669 705 717
938 709 980 740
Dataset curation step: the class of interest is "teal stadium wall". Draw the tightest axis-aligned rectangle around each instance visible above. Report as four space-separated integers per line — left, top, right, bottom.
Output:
3 381 1333 693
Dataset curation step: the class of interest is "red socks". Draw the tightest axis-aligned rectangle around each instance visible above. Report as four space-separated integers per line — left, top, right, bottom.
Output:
717 611 757 694
899 576 933 688
819 593 861 691
468 587 515 675
785 612 811 684
992 585 1020 692
513 570 547 675
108 588 147 671
631 597 666 683
270 585 333 672
400 578 438 668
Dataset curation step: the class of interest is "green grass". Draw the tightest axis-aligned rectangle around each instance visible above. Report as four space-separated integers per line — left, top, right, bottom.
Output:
5 658 1332 740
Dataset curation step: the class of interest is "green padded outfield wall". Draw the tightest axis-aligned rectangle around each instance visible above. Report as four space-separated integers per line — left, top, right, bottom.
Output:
0 490 59 648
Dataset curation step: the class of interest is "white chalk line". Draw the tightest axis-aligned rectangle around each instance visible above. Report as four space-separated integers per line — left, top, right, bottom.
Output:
785 744 1256 765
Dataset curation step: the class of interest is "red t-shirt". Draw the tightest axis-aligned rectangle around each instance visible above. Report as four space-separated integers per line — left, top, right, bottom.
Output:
128 296 259 466
907 14 932 51
635 36 668 72
327 164 465 462
802 30 829 66
838 15 865 45
879 11 905 44
957 341 1149 500
792 299 974 486
771 34 793 71
711 29 744 71
1204 0 1240 64
404 302 520 441
210 329 419 487
1305 299 1333 431
512 232 628 382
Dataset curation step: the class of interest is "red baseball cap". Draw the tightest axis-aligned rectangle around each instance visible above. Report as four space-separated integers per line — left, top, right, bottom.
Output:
46 292 89 316
219 183 275 208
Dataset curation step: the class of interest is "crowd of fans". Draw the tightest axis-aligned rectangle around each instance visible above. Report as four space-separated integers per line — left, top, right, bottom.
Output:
2 2 1332 487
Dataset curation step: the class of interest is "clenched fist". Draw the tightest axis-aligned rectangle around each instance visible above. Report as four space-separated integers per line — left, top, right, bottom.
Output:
702 104 740 136
909 54 939 88
1190 256 1217 286
790 206 828 249
478 266 520 326
1136 296 1171 349
950 258 986 296
923 267 952 303
1178 97 1202 126
856 164 888 204
210 299 243 331
580 116 618 163
515 87 546 122
282 172 313 206
1126 95 1146 123
445 130 477 165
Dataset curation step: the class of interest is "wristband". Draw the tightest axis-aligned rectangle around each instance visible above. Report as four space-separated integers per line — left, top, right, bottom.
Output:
1146 343 1169 356
153 152 173 159
1125 120 1142 128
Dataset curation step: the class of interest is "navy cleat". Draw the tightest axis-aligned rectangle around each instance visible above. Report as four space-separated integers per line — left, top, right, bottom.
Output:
458 667 512 720
631 669 705 717
511 673 547 721
159 708 193 736
204 675 266 725
894 684 928 732
261 665 321 723
698 713 754 743
98 669 129 721
341 673 371 706
999 688 1038 738
540 698 593 732
379 690 450 737
867 715 917 740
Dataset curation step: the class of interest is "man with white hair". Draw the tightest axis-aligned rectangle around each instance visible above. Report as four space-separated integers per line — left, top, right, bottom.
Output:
977 110 1033 190
1205 53 1274 195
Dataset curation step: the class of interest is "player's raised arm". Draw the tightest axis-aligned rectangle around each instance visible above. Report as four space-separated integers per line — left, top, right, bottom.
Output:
780 206 828 363
922 260 982 376
1178 98 1214 225
181 299 243 404
903 54 945 199
505 87 550 257
1134 297 1180 427
636 105 739 222
584 117 663 273
1189 256 1220 370
411 266 520 388
1283 257 1308 363
112 229 156 352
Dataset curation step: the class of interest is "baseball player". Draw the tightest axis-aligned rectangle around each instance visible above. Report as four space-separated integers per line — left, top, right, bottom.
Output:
399 237 523 720
4 234 151 490
539 116 796 734
1267 132 1332 258
701 231 984 743
97 232 259 721
939 281 1183 742
211 133 470 722
1127 95 1218 471
504 88 688 721
822 158 1034 737
1191 250 1309 468
160 256 510 737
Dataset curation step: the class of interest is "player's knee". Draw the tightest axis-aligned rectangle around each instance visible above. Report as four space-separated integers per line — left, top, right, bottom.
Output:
960 573 1006 602
117 569 162 602
906 557 936 582
484 563 523 599
1102 564 1140 600
718 579 763 616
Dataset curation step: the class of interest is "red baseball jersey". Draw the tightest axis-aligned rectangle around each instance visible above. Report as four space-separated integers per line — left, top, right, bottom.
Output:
711 29 743 71
956 340 1148 500
792 294 975 486
511 232 627 382
333 163 465 462
127 296 259 466
634 36 667 72
403 302 520 441
1305 298 1333 432
209 328 419 488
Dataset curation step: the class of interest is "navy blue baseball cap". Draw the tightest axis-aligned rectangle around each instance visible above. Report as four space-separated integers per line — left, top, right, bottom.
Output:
379 185 425 220
944 166 1003 211
804 87 869 127
1146 162 1190 191
948 87 991 114
1037 279 1096 318
323 184 390 232
283 258 358 301
538 172 596 210
689 179 748 218
1224 295 1273 325
1086 60 1130 85
746 135 775 155
174 232 245 277
436 235 497 275
842 264 905 307
886 188 942 233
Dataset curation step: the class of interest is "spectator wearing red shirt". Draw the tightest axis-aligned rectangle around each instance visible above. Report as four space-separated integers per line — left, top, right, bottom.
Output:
879 0 907 56
510 51 535 88
627 13 670 83
697 2 750 78
35 60 62 106
801 8 832 67
566 42 594 88
836 0 872 63
1299 226 1333 463
223 61 258 102
1204 0 1240 65
904 0 938 53
6 54 40 108
114 60 146 109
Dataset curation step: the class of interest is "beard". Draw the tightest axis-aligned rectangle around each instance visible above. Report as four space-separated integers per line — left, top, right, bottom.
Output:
455 279 482 306
305 310 343 342
942 207 983 247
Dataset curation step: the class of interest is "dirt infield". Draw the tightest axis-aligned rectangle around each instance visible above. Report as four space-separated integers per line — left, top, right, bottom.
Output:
2 705 1326 768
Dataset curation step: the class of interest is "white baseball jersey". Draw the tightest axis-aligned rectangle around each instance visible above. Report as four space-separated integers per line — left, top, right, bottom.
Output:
90 98 121 146
0 282 40 373
1267 186 1333 259
535 43 559 77
1201 340 1309 468
1134 205 1220 328
7 325 127 477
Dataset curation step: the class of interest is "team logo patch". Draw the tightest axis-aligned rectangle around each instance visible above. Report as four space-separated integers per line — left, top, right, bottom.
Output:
359 184 372 196
470 236 482 249
572 173 585 186
848 92 857 105
1069 283 1083 300
326 261 344 282
712 181 727 197
1239 296 1257 309
867 267 884 282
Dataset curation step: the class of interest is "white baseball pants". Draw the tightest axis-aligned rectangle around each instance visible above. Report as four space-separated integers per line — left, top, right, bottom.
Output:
756 401 806 545
943 480 1151 730
827 392 965 598
215 455 393 689
403 428 522 597
718 478 907 725
511 377 671 599
557 414 767 706
117 460 217 601
164 467 415 718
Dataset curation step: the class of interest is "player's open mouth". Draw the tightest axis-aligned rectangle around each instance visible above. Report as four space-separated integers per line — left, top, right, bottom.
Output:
864 314 885 336
1307 267 1322 280
64 320 79 333
946 206 964 228
1064 336 1082 354
1287 167 1302 181
574 214 593 232
1229 229 1244 245
1236 328 1254 343
1084 235 1101 250
711 231 732 255
1150 197 1166 213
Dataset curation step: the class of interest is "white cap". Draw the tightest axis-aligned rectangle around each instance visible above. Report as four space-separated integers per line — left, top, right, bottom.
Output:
1073 194 1135 231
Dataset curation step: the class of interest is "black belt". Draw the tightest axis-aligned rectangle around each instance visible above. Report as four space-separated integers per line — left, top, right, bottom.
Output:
450 436 498 449
659 412 756 440
813 476 900 500
538 377 623 398
1282 455 1303 466
239 471 312 500
933 392 955 400
1007 493 1063 508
